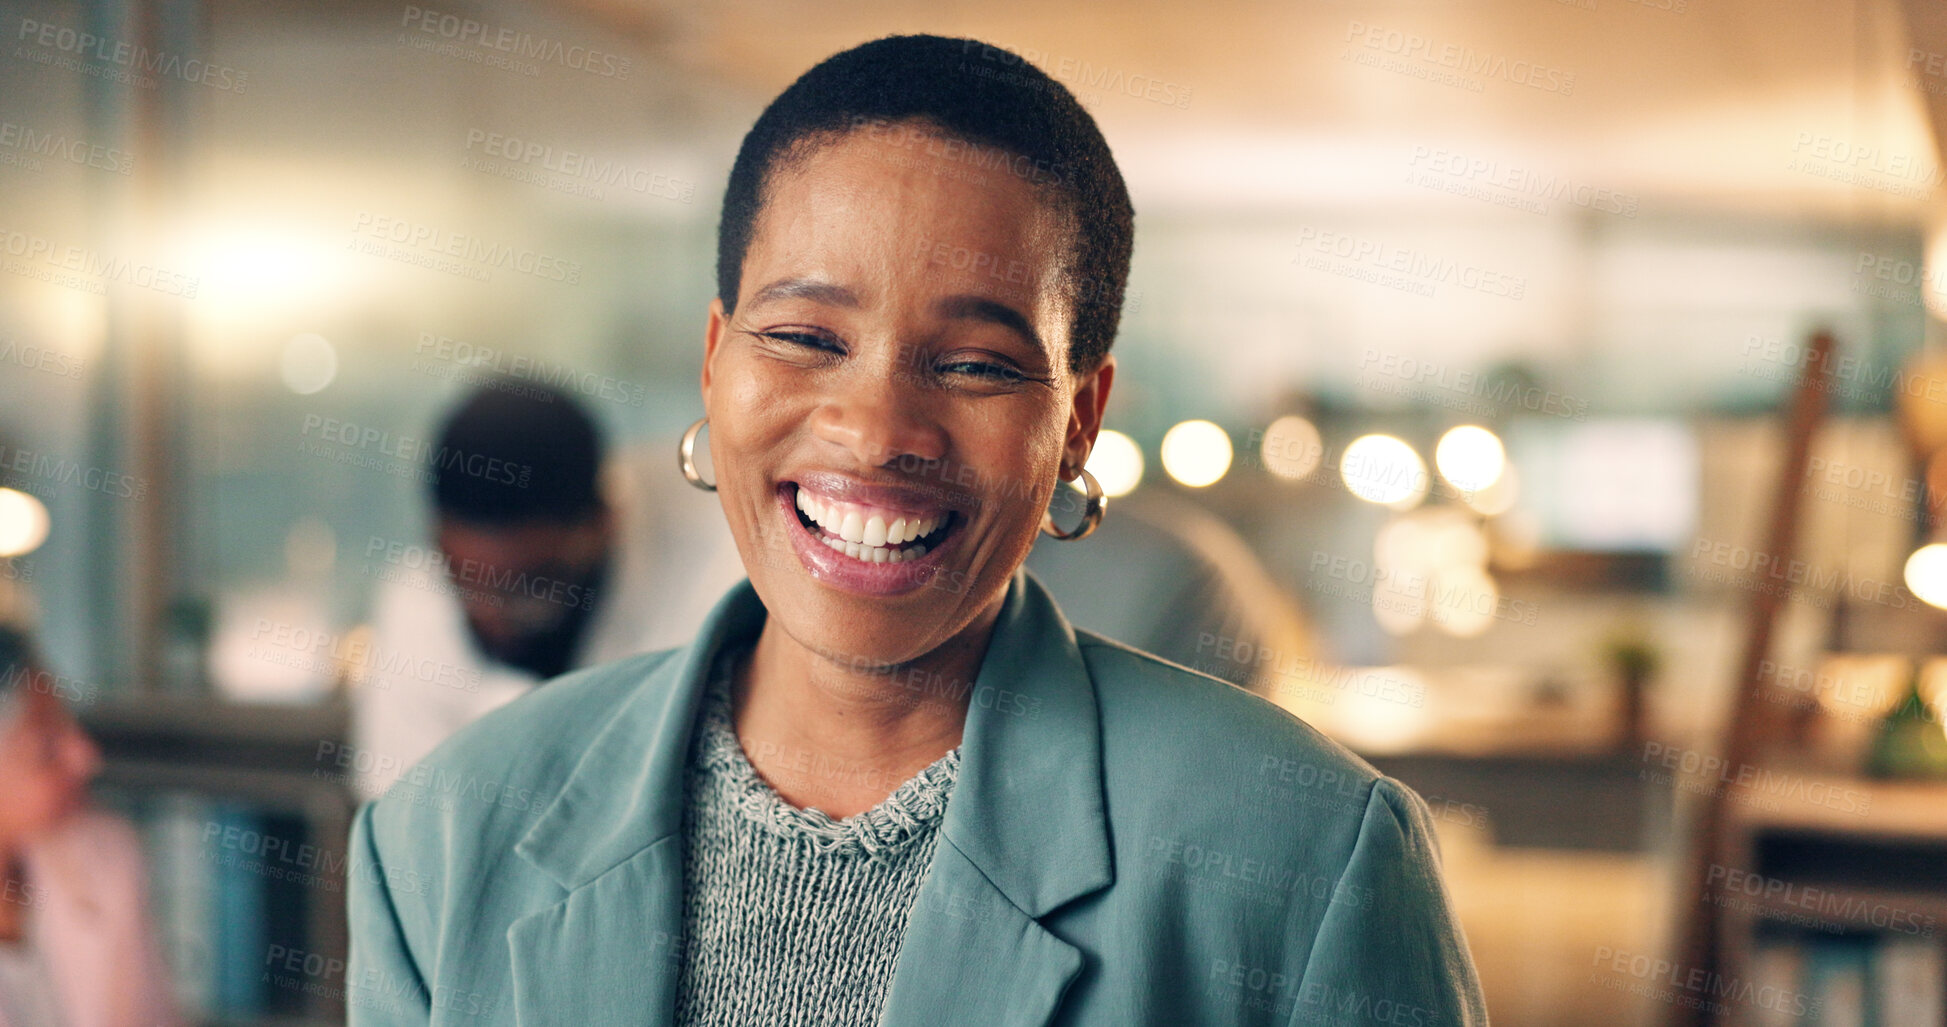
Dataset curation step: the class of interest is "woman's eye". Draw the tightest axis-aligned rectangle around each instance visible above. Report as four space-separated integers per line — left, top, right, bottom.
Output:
941 360 1027 383
758 330 841 352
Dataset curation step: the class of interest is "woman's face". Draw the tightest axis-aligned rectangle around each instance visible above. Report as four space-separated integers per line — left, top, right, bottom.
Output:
702 121 1113 671
0 687 100 844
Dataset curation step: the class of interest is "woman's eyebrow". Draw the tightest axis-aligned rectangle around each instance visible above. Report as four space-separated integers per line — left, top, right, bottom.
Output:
748 277 860 308
936 294 1046 354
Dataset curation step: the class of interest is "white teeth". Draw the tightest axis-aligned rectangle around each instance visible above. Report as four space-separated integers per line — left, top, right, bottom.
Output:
796 487 826 528
794 486 948 563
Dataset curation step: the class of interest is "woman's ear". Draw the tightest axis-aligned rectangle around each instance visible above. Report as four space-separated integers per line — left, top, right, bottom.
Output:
1062 354 1115 478
701 296 728 408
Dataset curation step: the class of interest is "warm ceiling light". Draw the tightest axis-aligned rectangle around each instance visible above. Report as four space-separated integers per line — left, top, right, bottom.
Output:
0 489 51 557
1905 544 1947 610
1435 425 1506 495
1086 429 1145 498
1261 415 1323 481
1341 434 1427 509
1161 420 1233 488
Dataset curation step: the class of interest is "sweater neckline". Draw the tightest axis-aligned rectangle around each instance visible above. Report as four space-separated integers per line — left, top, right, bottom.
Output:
690 650 962 860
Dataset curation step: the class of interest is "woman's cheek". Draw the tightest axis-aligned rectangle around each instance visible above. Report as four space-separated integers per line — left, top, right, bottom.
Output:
713 364 792 470
719 356 774 416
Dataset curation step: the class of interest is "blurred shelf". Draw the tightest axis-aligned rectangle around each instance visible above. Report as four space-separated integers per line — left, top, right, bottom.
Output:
1715 775 1947 1024
1729 775 1947 842
80 696 349 776
1739 883 1947 927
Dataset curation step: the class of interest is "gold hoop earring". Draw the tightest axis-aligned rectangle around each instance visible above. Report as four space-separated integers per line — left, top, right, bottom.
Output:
679 416 715 492
1041 467 1105 541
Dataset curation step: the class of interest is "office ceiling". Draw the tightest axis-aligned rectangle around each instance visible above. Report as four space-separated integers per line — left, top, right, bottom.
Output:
548 0 1942 220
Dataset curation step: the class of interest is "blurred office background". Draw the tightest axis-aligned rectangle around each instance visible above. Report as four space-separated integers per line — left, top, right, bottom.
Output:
5 0 1947 1023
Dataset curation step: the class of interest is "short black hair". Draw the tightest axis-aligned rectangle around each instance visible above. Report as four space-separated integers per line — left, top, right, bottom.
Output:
716 34 1134 375
430 383 604 526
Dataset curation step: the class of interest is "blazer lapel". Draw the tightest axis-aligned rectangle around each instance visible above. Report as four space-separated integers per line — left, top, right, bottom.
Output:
507 836 687 1019
504 582 769 1025
877 839 1084 1026
879 568 1113 1027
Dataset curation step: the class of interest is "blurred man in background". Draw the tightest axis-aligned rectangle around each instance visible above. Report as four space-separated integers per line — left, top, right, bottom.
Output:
0 622 180 1027
350 383 745 800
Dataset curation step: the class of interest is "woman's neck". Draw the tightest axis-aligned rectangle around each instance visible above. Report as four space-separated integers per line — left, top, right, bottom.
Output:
729 597 1003 818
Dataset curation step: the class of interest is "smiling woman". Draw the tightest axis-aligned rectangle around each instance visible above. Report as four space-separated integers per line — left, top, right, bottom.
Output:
347 33 1488 1027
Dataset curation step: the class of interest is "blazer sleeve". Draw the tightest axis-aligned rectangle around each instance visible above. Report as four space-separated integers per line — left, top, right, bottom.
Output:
1289 777 1490 1027
346 800 434 1025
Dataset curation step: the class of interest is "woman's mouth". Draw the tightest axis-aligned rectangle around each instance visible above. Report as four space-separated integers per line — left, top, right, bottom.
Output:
775 480 964 595
792 484 956 563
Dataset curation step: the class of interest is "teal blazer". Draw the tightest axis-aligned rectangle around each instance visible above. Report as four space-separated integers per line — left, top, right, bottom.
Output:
347 568 1488 1025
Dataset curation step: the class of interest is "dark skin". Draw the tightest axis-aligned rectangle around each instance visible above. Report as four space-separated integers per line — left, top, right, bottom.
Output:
701 122 1114 818
435 509 611 679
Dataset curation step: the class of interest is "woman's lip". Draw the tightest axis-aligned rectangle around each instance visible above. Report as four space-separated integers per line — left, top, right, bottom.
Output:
789 468 973 519
774 483 960 597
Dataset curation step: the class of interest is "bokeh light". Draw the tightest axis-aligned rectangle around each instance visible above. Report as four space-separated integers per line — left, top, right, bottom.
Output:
1326 667 1436 753
1372 577 1427 636
1435 425 1506 494
1905 543 1947 610
1161 420 1233 488
1261 414 1324 481
280 333 339 395
1341 434 1428 509
0 489 51 558
1463 463 1520 517
1086 429 1145 497
1427 566 1500 638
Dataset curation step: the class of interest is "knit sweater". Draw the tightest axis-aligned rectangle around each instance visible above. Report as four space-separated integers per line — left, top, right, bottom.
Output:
671 654 963 1026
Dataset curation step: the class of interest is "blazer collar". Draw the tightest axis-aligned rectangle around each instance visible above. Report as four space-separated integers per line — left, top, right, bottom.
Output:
513 564 1114 916
510 576 762 889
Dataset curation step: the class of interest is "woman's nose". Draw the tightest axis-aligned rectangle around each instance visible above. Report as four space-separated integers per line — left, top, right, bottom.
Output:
810 370 949 468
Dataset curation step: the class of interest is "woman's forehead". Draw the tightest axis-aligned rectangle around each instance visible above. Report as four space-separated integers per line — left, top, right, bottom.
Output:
751 130 1070 281
743 130 1074 337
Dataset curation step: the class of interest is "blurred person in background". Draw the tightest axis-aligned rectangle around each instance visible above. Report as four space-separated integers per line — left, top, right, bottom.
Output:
1027 487 1312 696
0 623 180 1027
350 383 744 800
